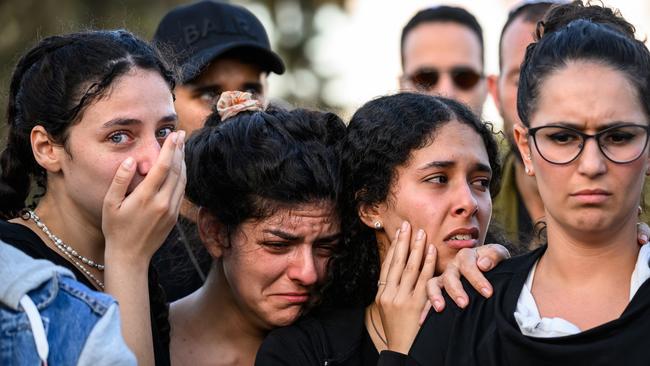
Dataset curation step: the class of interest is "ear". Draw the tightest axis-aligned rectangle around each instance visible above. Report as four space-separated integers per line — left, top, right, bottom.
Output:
486 74 502 113
198 207 226 258
31 125 64 173
358 200 386 230
513 124 534 176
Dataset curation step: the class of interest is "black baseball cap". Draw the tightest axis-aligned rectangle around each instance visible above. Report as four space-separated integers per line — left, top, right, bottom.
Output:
153 0 285 83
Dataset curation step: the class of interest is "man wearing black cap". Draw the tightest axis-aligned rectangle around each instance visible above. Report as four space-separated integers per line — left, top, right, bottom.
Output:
152 0 285 302
154 0 285 137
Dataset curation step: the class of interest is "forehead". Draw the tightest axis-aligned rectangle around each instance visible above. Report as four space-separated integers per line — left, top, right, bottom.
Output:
193 57 264 85
500 18 536 73
77 68 175 126
531 61 647 127
407 120 489 168
254 201 339 232
402 22 483 73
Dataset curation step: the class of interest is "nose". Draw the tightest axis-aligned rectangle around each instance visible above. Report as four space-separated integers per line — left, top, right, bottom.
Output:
286 245 318 286
577 138 607 177
432 73 458 99
451 181 479 217
136 135 162 176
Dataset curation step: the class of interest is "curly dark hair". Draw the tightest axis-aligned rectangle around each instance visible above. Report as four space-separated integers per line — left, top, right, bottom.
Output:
517 0 650 126
185 105 345 243
321 92 502 308
0 29 176 220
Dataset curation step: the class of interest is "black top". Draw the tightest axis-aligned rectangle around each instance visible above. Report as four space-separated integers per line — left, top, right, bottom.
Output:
381 246 650 366
256 307 382 366
0 219 171 366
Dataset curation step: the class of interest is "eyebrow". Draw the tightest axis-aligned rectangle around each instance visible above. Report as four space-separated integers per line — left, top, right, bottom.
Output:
543 121 645 131
102 114 177 129
418 160 492 174
264 230 342 243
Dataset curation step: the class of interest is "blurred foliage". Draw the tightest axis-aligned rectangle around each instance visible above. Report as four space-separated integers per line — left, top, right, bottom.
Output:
0 0 344 142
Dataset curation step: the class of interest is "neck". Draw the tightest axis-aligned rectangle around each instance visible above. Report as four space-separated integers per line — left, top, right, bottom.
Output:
17 193 105 263
513 160 545 222
542 213 639 285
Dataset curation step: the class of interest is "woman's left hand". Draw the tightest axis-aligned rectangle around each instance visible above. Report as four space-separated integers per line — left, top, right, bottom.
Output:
376 221 437 354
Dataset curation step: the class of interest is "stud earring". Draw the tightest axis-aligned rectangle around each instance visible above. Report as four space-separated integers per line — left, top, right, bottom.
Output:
374 221 383 229
525 166 530 174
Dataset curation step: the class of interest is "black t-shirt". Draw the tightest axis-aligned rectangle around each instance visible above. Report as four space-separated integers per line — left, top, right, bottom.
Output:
256 307 379 366
0 219 171 366
399 246 650 366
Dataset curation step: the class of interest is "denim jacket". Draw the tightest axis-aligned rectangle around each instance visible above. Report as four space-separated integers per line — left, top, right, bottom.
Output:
0 241 136 365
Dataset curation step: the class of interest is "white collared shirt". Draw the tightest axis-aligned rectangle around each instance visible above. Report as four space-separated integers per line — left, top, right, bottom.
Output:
514 243 650 338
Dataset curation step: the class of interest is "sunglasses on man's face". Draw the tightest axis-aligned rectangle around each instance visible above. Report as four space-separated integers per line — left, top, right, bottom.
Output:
403 67 484 91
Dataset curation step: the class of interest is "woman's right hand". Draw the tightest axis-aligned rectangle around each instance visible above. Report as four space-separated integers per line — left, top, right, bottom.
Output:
376 221 436 355
102 130 186 264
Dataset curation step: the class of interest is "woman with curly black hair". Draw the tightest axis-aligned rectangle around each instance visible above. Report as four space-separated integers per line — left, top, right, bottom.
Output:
256 92 502 365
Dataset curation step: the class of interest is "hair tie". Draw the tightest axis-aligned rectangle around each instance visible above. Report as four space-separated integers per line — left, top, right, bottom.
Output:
216 91 262 121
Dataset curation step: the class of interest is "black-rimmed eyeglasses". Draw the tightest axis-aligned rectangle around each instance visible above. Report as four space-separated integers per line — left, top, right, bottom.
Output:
527 124 650 164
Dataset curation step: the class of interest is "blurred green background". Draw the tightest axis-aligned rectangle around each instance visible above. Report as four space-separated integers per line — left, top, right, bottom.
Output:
0 0 345 141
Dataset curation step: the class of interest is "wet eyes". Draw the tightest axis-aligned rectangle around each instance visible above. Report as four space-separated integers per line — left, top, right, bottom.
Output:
425 175 490 190
107 126 176 145
156 126 175 140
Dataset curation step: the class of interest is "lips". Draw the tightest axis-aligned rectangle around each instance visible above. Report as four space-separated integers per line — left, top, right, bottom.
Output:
443 227 479 250
570 188 612 204
274 293 311 304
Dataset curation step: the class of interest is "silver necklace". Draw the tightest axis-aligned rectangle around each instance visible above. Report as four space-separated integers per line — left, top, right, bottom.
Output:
28 210 105 290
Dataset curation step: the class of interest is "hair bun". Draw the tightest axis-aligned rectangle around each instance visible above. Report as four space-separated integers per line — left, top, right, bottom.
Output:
538 1 636 40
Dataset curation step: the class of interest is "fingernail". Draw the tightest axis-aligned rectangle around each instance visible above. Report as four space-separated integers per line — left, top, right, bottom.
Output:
416 229 425 240
480 287 492 297
122 157 134 169
395 228 401 238
433 300 442 312
401 221 409 231
456 297 467 308
478 257 492 270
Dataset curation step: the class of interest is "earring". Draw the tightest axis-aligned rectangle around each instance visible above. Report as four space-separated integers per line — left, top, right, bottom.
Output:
525 166 530 174
374 221 383 229
527 153 532 161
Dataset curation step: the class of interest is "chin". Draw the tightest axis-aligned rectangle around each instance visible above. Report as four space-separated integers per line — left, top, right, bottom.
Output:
267 309 302 328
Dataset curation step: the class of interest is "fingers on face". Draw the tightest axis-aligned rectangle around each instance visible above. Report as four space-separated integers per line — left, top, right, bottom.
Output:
103 157 137 210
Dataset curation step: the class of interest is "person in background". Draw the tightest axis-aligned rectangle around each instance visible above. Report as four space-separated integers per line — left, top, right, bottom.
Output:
152 0 286 302
399 6 487 115
0 241 136 365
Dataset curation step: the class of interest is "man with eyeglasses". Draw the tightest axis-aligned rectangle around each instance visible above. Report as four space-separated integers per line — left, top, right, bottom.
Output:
399 6 487 115
489 0 650 249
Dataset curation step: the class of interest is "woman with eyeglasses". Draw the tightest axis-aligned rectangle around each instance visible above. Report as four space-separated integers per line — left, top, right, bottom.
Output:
376 2 650 365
